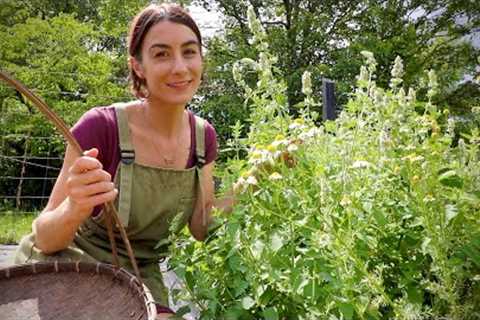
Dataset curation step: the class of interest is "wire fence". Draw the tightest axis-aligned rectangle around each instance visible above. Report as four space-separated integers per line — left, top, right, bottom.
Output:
0 134 63 214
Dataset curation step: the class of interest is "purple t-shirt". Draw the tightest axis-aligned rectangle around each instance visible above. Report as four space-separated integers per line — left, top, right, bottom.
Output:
71 105 218 215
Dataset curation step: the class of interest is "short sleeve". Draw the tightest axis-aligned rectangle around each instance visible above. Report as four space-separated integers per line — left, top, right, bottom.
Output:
70 107 117 171
204 120 217 165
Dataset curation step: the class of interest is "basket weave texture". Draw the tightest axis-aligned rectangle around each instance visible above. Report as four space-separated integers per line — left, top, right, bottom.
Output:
0 262 157 320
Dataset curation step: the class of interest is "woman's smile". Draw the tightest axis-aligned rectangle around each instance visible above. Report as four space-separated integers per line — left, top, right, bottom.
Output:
166 80 193 89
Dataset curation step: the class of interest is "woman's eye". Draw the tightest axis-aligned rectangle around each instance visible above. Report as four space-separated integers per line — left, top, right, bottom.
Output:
184 49 197 56
155 51 168 58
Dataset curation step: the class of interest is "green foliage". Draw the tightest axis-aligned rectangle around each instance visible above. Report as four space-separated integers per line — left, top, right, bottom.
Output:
198 0 480 152
0 0 148 211
0 211 36 244
169 8 480 319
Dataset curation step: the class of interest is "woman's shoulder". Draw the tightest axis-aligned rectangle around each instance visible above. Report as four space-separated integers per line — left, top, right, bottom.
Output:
71 104 124 168
73 100 142 131
74 105 117 128
188 110 217 165
188 110 216 135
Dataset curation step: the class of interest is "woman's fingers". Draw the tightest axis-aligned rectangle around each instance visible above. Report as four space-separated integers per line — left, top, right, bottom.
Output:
69 181 115 199
69 154 103 174
71 168 111 186
70 188 118 209
65 148 116 212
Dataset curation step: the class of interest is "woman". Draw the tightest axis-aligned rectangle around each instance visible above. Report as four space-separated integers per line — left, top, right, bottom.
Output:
15 3 218 318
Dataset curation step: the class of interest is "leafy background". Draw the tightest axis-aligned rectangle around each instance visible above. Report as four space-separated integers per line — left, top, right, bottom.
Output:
0 1 479 318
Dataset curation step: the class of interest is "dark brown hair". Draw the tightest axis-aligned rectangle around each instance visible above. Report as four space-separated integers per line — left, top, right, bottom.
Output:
127 3 203 98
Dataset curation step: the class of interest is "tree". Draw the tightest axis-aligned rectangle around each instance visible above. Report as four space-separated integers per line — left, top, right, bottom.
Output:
195 0 479 154
0 0 153 210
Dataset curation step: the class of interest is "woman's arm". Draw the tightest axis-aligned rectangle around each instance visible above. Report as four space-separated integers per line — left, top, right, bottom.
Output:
188 161 215 241
33 146 117 254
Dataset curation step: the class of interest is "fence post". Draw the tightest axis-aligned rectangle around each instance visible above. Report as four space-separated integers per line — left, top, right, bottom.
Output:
322 78 337 121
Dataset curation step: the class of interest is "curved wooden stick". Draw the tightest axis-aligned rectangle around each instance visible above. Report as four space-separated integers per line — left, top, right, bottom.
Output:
0 70 142 282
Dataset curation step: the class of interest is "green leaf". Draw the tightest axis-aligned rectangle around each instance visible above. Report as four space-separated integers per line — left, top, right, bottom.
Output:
232 278 249 297
460 192 480 206
407 285 424 304
270 232 284 252
263 307 279 320
445 204 458 224
438 170 463 188
252 239 265 259
175 305 191 317
339 303 355 320
372 209 387 226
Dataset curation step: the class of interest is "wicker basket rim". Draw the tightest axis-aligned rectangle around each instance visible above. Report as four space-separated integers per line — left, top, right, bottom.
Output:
0 261 157 320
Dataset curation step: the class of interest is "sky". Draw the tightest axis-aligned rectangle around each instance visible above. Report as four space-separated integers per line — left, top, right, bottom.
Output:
187 4 223 39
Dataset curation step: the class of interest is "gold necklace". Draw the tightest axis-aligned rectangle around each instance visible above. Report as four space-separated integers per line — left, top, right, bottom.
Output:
142 103 185 168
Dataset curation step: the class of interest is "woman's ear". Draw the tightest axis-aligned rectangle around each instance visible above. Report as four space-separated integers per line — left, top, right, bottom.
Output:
129 57 145 79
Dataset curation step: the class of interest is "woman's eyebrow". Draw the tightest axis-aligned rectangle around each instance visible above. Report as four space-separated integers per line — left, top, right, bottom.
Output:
149 40 199 51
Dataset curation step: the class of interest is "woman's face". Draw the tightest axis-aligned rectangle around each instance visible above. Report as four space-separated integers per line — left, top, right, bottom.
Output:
134 20 203 107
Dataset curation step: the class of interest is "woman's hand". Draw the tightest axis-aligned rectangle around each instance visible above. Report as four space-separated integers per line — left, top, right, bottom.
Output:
65 148 117 218
34 146 117 254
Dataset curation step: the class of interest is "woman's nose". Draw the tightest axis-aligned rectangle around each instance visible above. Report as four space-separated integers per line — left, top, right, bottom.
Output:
171 55 188 74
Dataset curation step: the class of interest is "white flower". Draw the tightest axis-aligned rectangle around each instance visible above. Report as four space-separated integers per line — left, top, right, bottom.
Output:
391 56 404 79
269 172 283 181
287 144 298 152
340 195 352 207
390 56 404 88
427 69 438 99
233 177 247 193
316 232 331 249
302 71 312 96
248 149 266 165
447 117 456 136
360 50 377 72
407 88 416 104
289 122 307 130
298 127 321 141
360 50 375 61
245 176 258 185
351 160 371 169
401 154 424 163
358 66 369 86
271 139 289 148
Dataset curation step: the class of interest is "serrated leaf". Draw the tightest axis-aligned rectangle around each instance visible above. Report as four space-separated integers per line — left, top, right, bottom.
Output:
252 240 265 259
270 233 284 252
339 303 354 320
445 204 458 224
407 284 424 304
154 238 171 250
263 307 279 320
438 170 463 188
460 193 480 205
175 305 191 317
421 237 431 254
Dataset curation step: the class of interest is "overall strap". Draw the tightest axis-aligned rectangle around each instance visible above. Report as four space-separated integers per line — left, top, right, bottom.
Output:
194 115 209 227
114 104 135 227
194 115 206 169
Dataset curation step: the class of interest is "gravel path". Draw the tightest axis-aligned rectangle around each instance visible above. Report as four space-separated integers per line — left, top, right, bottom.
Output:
0 245 16 269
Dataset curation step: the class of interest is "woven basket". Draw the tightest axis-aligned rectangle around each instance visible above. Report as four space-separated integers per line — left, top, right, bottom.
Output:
0 261 157 320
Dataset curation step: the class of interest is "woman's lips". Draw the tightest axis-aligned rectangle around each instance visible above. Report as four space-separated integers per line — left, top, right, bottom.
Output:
167 80 192 88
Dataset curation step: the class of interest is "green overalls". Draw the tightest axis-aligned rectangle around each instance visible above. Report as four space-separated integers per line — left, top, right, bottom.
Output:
15 104 206 306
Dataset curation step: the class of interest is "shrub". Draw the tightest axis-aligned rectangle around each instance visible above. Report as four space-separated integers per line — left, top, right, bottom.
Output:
169 7 480 320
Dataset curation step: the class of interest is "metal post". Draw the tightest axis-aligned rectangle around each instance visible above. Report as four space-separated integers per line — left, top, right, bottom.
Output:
322 79 336 120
